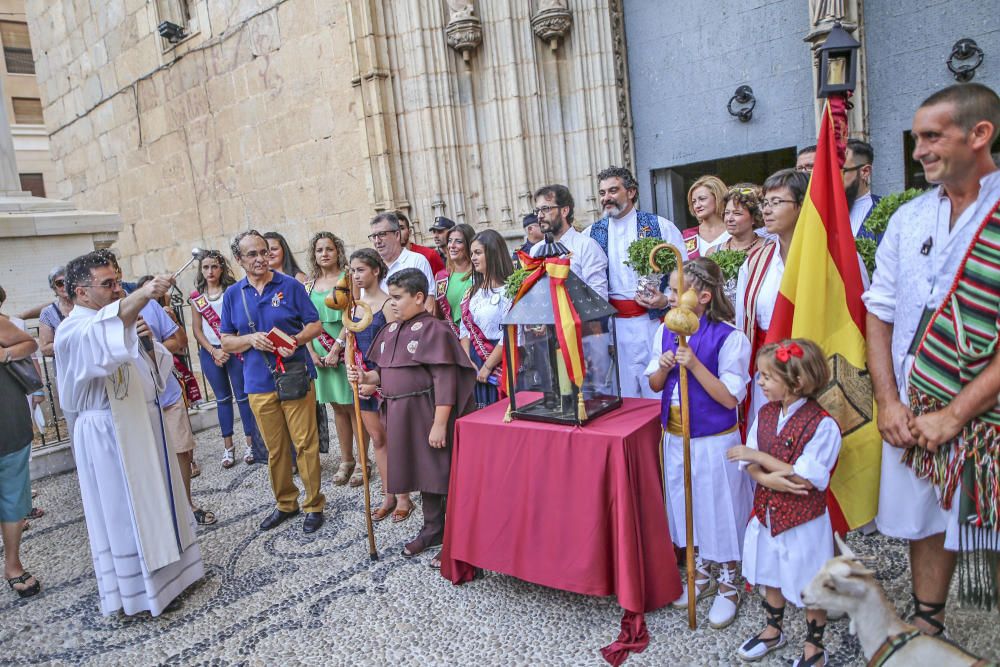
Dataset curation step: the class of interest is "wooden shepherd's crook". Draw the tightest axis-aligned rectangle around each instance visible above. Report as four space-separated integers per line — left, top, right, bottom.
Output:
340 282 378 561
650 243 701 630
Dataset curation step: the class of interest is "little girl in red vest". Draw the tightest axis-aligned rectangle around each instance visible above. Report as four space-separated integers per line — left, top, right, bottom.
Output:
726 338 841 667
645 258 753 630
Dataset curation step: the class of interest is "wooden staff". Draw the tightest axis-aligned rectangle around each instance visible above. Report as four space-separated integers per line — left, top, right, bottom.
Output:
337 278 378 561
651 243 701 630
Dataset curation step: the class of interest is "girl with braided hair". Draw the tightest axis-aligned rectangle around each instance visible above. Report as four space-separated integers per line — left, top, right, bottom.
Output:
644 257 752 630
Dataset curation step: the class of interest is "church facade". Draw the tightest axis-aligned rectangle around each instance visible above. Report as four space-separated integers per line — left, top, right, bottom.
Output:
23 0 1000 277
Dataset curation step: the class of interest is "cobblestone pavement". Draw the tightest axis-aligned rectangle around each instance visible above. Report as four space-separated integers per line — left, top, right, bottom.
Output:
4 424 998 666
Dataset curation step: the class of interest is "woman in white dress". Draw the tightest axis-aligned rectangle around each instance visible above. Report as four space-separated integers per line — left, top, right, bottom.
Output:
727 338 841 667
459 229 513 409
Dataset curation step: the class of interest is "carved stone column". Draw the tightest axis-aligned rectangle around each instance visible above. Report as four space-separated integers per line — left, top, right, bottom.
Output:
446 1 483 62
805 0 868 139
531 1 572 52
346 0 406 212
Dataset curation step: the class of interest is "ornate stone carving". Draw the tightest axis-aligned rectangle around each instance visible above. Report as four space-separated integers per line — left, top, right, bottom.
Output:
804 0 867 139
531 1 572 52
811 0 846 26
607 0 634 172
446 1 483 62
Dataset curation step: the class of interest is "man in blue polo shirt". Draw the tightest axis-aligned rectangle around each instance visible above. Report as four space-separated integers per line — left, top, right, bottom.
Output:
220 230 326 534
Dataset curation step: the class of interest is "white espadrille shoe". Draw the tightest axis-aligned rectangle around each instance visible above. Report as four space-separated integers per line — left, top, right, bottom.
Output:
708 563 740 629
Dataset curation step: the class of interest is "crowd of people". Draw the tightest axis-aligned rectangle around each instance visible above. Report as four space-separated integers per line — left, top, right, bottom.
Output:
1 80 998 665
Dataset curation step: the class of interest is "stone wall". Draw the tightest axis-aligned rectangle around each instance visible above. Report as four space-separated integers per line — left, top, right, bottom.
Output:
624 0 815 212
864 2 1000 191
25 0 370 280
25 0 630 284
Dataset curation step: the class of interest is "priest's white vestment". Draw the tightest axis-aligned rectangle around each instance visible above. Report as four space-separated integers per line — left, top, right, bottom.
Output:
56 299 203 616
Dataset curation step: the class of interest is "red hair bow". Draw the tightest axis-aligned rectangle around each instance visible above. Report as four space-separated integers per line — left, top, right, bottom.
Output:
775 342 804 363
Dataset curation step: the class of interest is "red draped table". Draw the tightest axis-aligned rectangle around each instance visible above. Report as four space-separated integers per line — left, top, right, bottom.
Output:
439 396 682 664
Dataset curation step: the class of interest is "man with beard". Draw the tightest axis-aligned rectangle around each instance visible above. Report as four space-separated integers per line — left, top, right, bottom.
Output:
56 254 203 616
583 166 686 399
396 210 445 276
844 139 882 242
530 185 608 299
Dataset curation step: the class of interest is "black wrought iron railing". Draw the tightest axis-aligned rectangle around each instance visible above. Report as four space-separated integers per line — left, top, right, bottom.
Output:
27 289 213 449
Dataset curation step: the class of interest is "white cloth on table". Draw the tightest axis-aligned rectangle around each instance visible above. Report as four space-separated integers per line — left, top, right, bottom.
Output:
644 324 752 563
739 398 842 607
862 171 1000 546
530 226 609 300
55 301 203 617
458 287 512 341
380 247 437 296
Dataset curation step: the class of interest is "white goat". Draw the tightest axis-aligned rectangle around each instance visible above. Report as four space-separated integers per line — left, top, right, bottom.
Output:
800 534 990 666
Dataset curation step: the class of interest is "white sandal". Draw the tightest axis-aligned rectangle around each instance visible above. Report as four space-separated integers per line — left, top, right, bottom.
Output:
671 556 717 608
221 447 236 469
708 564 740 629
243 445 255 465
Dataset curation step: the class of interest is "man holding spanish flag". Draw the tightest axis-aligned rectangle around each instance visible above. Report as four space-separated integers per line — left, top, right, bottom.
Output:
864 83 1000 627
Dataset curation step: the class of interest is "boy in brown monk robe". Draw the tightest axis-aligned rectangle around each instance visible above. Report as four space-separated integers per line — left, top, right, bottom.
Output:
348 268 477 563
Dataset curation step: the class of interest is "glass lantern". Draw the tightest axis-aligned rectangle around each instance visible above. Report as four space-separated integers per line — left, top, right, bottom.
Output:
502 264 621 425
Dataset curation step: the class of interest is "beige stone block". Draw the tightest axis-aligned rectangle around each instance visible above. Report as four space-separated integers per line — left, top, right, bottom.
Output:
257 116 284 156
141 105 168 144
98 62 117 96
277 0 317 41
243 188 285 227
282 108 312 148
205 72 236 110
248 9 281 57
219 197 247 234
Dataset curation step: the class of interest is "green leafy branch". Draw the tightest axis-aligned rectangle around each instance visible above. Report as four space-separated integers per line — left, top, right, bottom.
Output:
706 249 747 281
625 237 678 277
855 188 925 276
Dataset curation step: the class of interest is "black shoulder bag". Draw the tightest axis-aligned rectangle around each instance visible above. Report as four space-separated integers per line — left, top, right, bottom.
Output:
240 288 310 401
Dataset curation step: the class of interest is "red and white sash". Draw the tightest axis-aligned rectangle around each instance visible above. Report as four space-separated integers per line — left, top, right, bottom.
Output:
190 289 243 362
738 241 777 434
460 290 502 385
682 226 701 259
435 270 461 338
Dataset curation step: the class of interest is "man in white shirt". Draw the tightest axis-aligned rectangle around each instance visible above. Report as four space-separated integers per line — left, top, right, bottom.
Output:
844 139 881 241
862 83 1000 635
582 166 687 399
530 184 609 299
369 212 436 297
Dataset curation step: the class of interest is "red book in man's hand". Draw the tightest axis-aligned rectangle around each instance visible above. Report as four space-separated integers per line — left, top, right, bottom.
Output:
266 327 296 353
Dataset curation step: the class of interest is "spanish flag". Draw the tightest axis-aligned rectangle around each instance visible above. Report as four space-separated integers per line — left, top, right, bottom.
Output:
765 101 881 533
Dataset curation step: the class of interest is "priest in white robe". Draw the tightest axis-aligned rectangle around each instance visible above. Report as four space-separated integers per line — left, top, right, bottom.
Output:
55 252 203 617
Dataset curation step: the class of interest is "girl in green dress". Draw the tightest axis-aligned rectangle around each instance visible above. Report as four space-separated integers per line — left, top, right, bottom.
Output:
307 232 369 486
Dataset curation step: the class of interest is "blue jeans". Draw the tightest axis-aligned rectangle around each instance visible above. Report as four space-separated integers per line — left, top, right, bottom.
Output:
199 346 258 440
